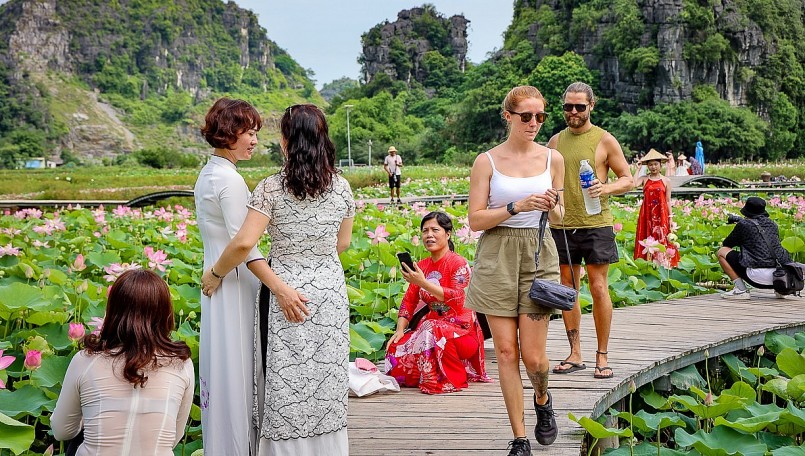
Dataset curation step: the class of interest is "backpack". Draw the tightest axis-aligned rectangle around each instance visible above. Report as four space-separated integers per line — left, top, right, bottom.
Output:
773 262 804 296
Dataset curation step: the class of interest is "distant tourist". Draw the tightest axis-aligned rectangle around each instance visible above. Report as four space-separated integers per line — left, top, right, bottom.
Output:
384 145 404 204
664 150 676 176
675 154 691 176
633 149 679 268
718 197 792 299
548 82 633 380
52 269 194 455
385 212 491 394
465 85 564 454
689 156 703 175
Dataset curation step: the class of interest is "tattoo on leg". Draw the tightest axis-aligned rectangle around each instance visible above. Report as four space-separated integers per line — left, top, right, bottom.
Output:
527 369 549 399
566 328 580 346
526 313 550 321
521 411 526 428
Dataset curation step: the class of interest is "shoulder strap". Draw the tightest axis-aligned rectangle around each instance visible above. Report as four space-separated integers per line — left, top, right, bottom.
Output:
535 211 577 290
484 151 497 173
747 219 782 267
546 149 552 170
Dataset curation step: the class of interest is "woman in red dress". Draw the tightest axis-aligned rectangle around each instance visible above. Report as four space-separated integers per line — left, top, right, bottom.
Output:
385 212 491 394
634 149 679 268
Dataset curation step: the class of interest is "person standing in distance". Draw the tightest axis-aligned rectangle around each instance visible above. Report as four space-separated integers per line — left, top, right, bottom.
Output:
384 145 403 204
547 82 633 379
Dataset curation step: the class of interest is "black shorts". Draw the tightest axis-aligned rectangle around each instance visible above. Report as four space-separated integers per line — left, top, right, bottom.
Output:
388 174 401 188
725 250 772 288
551 226 619 265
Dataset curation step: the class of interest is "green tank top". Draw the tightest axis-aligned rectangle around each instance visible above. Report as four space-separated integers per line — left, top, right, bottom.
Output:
555 125 614 229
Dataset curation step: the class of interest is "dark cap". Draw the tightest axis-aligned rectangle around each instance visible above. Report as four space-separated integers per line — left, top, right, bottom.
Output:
740 196 769 218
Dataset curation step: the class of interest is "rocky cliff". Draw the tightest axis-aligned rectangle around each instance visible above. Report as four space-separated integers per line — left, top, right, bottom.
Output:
519 0 775 110
360 6 468 86
0 0 313 162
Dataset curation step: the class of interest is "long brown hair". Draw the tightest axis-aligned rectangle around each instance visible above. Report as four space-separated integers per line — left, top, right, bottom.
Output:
280 104 337 200
83 269 190 388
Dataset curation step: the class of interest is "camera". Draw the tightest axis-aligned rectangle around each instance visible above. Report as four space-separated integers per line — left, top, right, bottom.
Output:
727 214 743 224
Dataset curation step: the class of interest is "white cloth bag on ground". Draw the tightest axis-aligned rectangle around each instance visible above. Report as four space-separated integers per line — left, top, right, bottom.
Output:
348 360 400 397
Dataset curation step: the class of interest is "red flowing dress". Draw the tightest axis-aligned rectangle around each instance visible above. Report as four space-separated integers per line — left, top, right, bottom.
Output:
385 251 492 394
634 178 679 267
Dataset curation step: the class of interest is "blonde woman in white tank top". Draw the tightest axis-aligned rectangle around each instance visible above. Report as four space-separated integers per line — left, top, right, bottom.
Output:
464 86 566 454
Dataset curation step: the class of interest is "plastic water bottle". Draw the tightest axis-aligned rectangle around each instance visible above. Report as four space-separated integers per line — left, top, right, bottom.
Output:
579 159 601 215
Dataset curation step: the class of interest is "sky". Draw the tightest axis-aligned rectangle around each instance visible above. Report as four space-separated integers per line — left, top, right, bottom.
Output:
237 1 515 88
0 0 515 89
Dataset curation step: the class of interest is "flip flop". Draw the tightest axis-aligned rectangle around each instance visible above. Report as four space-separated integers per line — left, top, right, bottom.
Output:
594 366 614 379
552 361 587 374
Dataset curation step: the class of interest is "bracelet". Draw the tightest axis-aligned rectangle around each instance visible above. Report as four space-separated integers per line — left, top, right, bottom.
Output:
210 267 224 280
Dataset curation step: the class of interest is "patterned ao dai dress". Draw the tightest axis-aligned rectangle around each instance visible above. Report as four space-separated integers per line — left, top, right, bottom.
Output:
634 177 679 267
247 173 355 456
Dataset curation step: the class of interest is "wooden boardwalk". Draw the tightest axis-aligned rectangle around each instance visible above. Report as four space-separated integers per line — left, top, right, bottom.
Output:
347 290 804 455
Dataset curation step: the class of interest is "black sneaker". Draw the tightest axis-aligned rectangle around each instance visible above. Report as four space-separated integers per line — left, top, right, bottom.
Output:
506 438 531 456
534 391 558 445
397 199 402 204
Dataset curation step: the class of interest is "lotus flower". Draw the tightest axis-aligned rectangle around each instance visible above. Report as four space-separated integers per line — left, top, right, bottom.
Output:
366 225 390 244
0 243 20 257
613 223 623 233
103 262 142 282
638 237 661 256
0 351 14 371
24 350 42 370
88 317 104 336
68 323 86 341
144 246 172 272
72 254 87 272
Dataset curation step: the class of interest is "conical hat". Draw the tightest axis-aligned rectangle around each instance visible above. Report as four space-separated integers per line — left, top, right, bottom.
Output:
677 154 687 160
638 149 668 163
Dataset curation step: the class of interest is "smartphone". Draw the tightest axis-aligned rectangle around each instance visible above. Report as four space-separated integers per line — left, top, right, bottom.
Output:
396 252 415 271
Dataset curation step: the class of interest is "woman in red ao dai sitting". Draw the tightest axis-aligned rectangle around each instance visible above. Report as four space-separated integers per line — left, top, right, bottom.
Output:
385 211 491 394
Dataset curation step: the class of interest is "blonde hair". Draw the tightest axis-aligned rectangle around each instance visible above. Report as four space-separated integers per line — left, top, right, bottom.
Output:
501 86 547 118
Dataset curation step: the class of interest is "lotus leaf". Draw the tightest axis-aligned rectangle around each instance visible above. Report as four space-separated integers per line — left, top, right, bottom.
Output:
568 412 633 439
772 447 805 456
674 426 767 456
642 388 672 410
0 411 35 456
613 409 685 434
605 441 699 455
671 365 707 390
30 355 71 389
762 378 790 400
756 432 796 451
349 327 375 355
786 375 805 402
766 332 798 355
721 353 757 383
776 348 805 378
0 386 55 419
781 236 805 253
713 410 782 433
670 392 747 419
350 321 387 355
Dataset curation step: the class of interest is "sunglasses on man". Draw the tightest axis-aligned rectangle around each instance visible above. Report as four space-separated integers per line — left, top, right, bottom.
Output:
562 103 589 113
507 110 548 124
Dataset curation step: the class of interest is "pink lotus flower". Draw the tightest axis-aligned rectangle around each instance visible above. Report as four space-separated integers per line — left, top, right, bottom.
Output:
0 351 14 370
72 254 87 272
153 207 174 222
68 323 86 341
43 444 54 456
176 223 188 243
103 262 142 282
88 317 104 336
0 243 21 257
638 237 661 256
144 246 172 272
411 235 421 247
366 225 390 244
113 205 133 217
32 240 50 248
24 350 42 370
613 223 623 233
376 204 385 212
355 200 366 211
456 226 481 244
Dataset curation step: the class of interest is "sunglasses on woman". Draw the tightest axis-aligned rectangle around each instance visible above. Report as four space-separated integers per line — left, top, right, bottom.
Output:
507 110 548 124
562 103 589 112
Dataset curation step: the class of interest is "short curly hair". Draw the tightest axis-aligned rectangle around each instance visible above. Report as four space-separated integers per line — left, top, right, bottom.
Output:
201 98 262 149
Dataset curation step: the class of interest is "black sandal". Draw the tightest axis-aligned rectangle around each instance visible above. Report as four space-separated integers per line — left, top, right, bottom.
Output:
594 350 613 378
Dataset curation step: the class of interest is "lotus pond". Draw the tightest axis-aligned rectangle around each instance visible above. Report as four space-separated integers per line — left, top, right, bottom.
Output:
0 182 803 454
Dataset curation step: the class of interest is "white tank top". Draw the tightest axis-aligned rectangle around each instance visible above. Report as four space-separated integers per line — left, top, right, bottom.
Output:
486 149 553 228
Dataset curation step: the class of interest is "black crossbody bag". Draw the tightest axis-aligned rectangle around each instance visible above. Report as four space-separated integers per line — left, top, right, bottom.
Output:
748 219 803 296
528 212 577 311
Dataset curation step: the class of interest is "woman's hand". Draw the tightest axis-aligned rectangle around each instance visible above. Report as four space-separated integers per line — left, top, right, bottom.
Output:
387 329 405 347
400 262 427 287
201 268 222 297
515 191 557 213
274 284 310 323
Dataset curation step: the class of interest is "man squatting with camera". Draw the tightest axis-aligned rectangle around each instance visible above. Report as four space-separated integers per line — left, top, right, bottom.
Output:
717 196 793 299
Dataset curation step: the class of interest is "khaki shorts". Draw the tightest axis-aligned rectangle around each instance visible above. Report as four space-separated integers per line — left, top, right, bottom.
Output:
465 226 561 317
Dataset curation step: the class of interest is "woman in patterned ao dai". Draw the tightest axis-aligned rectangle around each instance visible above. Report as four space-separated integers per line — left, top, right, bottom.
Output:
386 211 491 394
201 104 355 456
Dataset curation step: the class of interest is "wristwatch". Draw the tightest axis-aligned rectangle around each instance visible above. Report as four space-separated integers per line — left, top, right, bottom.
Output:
506 201 518 216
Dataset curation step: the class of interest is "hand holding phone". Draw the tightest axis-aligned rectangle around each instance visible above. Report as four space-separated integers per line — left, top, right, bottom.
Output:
396 252 415 271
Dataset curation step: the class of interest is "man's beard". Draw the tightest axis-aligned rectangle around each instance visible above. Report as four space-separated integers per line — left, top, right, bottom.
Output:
564 112 588 128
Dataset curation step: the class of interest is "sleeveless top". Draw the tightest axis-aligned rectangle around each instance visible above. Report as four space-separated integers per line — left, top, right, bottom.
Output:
486 149 553 228
553 125 613 229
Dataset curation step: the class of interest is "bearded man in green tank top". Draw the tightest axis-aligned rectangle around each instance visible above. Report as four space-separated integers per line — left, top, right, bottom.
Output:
546 82 634 379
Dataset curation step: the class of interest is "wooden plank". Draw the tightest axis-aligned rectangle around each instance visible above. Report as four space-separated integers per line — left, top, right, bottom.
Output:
348 293 805 455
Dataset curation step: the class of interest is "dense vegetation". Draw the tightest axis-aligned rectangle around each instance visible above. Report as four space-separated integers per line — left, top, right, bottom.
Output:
327 0 804 165
0 0 321 168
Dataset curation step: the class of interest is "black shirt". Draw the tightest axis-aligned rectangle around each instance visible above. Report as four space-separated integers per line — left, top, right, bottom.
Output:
723 215 791 268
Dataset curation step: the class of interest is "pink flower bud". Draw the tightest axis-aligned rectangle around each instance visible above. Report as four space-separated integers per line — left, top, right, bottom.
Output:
614 223 623 233
68 323 86 341
44 444 54 456
24 350 42 370
704 391 713 406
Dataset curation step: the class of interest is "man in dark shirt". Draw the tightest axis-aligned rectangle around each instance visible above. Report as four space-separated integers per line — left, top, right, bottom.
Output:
717 196 791 299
